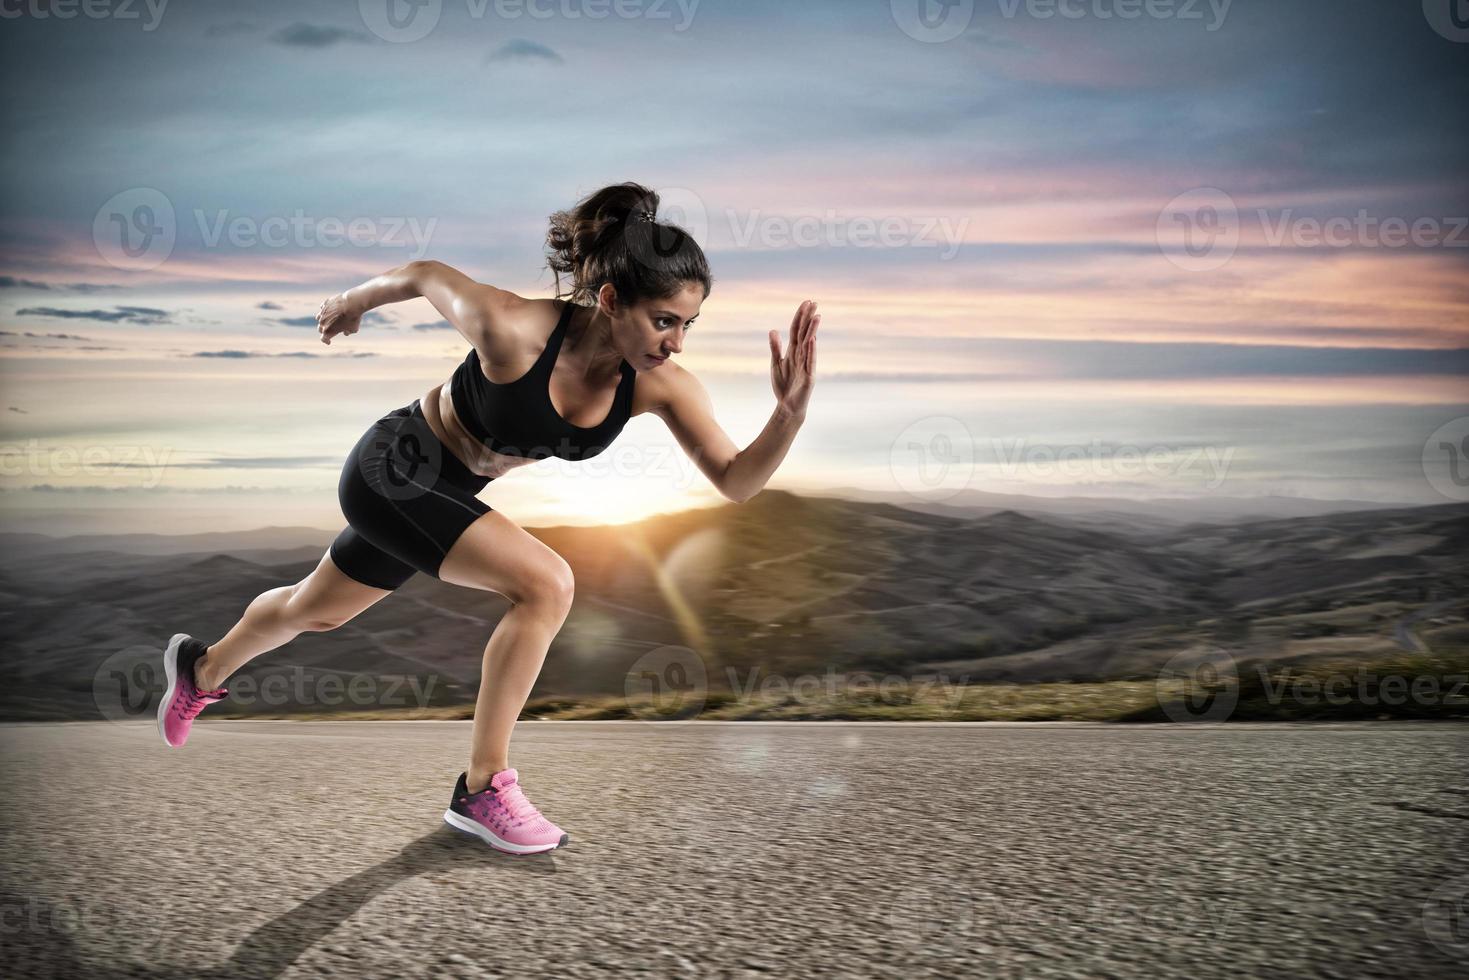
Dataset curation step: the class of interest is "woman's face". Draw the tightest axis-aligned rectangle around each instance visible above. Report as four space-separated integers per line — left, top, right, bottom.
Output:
607 282 703 370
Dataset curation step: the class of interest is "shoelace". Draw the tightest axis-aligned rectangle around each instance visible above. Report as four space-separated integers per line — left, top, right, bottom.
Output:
497 783 542 825
174 680 226 718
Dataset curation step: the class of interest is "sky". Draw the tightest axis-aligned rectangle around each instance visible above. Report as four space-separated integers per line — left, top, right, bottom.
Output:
1 0 1467 535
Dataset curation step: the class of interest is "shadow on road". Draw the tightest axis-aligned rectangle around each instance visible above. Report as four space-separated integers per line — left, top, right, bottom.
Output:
201 825 559 979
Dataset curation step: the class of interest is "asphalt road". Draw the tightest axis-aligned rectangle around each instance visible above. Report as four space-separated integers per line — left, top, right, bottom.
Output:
1 721 1466 979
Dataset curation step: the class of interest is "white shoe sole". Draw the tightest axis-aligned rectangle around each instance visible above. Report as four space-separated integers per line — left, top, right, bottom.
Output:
157 632 188 747
442 808 564 855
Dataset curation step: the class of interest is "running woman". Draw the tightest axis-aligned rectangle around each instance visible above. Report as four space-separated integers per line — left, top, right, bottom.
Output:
157 182 819 855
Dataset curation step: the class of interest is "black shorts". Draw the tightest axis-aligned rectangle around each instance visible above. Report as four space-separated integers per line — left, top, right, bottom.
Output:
328 399 492 591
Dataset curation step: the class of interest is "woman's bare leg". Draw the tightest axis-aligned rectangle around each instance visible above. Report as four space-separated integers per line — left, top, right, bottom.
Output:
193 549 395 690
437 510 576 793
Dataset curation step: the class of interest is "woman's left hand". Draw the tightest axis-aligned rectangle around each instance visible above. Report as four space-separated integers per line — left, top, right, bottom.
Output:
769 299 819 419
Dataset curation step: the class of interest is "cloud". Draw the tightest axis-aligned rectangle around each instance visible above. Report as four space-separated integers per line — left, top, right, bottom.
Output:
486 39 562 64
256 300 284 310
269 23 372 48
14 306 170 324
188 350 378 358
0 277 120 293
274 310 391 328
110 455 340 470
8 331 93 340
412 319 453 331
9 406 27 413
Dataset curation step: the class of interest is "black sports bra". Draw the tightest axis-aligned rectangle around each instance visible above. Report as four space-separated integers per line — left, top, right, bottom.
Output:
449 300 637 461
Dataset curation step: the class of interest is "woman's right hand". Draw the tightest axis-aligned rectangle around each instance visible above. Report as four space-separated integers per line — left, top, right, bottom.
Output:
317 293 362 345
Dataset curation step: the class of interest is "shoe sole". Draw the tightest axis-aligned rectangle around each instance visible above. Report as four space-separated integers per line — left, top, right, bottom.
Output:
442 809 568 855
157 632 188 748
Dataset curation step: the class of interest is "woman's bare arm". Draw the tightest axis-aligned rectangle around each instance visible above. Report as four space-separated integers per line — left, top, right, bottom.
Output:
316 259 513 347
656 300 819 503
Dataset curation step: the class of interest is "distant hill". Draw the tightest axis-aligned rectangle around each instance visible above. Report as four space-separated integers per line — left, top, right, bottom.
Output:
818 485 1412 526
0 491 1464 720
0 525 337 560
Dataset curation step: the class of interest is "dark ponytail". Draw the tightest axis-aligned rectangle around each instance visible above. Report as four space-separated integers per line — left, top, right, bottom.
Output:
546 181 713 308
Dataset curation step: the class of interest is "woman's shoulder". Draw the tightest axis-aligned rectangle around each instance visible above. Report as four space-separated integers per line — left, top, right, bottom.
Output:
632 356 697 419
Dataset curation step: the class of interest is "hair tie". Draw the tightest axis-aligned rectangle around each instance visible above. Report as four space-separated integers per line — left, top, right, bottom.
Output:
633 208 656 223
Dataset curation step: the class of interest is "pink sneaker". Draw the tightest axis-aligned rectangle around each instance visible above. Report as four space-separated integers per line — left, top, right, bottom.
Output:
443 769 569 855
157 632 228 747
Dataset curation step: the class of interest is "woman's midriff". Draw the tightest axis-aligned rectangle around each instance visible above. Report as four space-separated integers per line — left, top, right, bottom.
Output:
419 380 538 480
